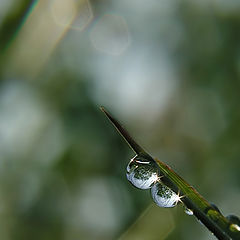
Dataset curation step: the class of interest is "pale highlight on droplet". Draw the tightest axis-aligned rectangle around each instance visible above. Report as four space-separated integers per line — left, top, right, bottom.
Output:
90 14 130 55
230 224 240 232
184 206 193 216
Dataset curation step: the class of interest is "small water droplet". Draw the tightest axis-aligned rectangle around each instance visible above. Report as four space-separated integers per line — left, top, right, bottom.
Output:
151 182 182 208
210 203 221 213
184 206 193 216
227 215 240 225
227 215 240 232
126 155 159 189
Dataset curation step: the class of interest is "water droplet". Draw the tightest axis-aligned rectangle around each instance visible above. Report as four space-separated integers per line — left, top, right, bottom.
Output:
210 203 221 213
227 215 240 232
151 182 183 208
126 155 159 190
227 215 240 225
184 206 193 216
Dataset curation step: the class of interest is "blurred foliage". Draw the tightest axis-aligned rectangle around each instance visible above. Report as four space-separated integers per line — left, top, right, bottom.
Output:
0 0 240 239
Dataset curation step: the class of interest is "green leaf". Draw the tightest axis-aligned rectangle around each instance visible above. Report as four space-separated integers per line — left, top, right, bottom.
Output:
101 106 240 240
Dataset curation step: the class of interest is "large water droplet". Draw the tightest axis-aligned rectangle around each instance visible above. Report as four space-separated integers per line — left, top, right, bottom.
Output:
184 206 193 216
151 182 182 208
126 155 159 190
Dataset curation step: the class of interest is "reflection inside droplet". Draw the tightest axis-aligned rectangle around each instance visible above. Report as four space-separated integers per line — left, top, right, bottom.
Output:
210 203 221 213
227 215 240 232
184 206 193 216
126 155 159 190
151 182 182 208
230 224 240 232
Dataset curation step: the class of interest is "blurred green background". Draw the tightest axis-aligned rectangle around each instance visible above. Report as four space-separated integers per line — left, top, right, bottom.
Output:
0 0 240 239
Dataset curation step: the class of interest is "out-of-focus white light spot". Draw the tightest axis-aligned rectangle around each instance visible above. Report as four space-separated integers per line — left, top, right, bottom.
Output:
71 0 93 30
51 0 77 27
0 81 55 160
66 178 132 238
91 48 177 122
77 179 119 232
115 58 176 120
90 14 130 55
51 0 93 31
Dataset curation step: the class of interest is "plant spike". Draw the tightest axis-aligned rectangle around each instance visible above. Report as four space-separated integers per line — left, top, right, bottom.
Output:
100 106 240 240
100 106 146 155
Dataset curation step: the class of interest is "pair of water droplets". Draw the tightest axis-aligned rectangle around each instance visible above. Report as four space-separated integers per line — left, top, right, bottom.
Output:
126 156 240 231
126 155 183 208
